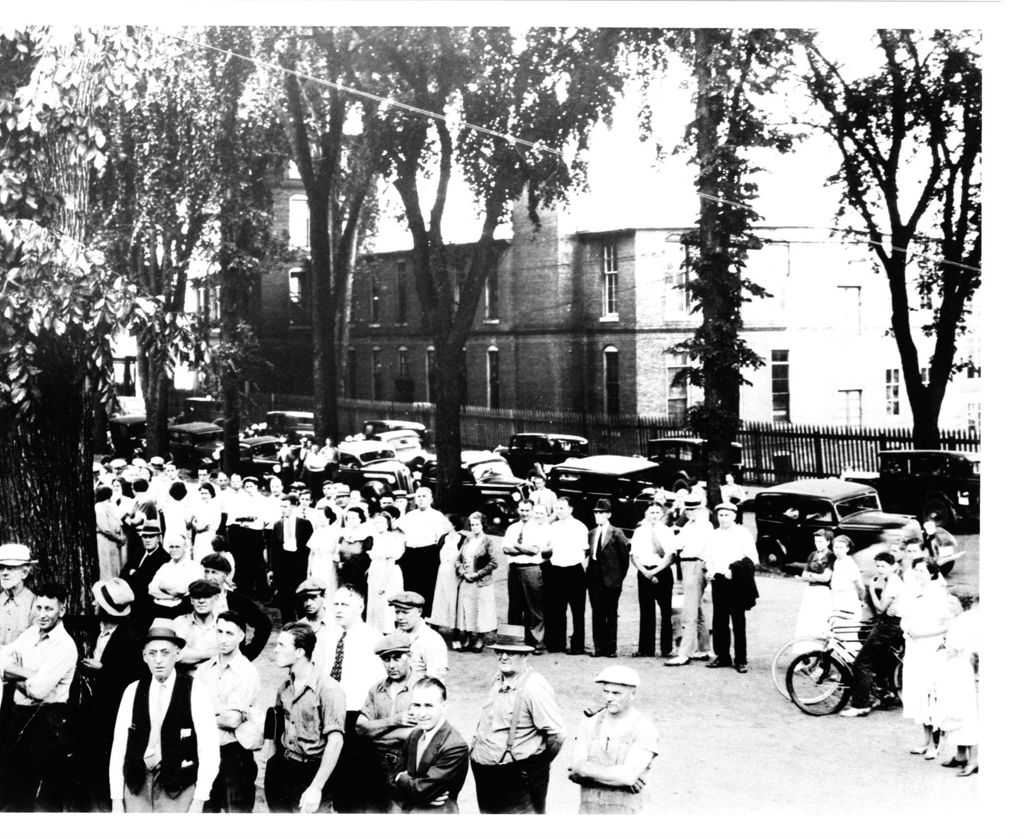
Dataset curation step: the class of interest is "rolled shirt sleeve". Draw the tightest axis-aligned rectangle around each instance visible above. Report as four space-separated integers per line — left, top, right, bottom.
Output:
190 679 221 802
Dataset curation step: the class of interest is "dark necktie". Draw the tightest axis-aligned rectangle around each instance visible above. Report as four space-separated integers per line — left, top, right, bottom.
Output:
330 630 346 681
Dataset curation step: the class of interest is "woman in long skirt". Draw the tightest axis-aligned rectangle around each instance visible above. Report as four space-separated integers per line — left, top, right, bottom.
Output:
189 482 221 561
935 591 979 775
454 511 500 652
366 511 406 633
427 514 463 638
95 484 126 579
793 529 836 653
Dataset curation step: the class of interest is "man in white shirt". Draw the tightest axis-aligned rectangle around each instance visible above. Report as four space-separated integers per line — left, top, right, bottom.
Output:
195 610 261 812
173 579 223 669
665 495 714 666
504 500 549 653
527 473 558 520
313 584 385 812
390 590 448 679
396 487 451 615
546 497 590 655
0 543 35 646
704 502 759 674
226 476 267 600
630 502 677 658
0 582 78 811
109 625 220 813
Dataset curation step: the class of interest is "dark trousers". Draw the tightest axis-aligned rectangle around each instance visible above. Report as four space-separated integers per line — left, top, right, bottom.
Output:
264 752 324 813
587 577 622 656
637 568 674 656
471 752 551 814
508 563 545 647
331 710 376 813
545 563 586 653
400 544 441 616
273 549 308 623
850 617 903 709
229 526 268 600
711 574 748 666
0 703 70 812
204 742 257 813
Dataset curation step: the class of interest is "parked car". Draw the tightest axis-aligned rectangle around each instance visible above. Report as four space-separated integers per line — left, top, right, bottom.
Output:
214 435 284 480
366 429 428 472
754 479 914 572
420 451 529 532
361 419 430 446
496 433 590 478
108 414 147 460
167 422 223 472
645 437 743 492
843 449 980 531
547 455 675 529
333 441 414 495
265 410 315 441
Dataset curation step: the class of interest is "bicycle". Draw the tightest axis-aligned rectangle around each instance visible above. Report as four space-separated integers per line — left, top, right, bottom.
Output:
771 635 826 699
785 620 904 716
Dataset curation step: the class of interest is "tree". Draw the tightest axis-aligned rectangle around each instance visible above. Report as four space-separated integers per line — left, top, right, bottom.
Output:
359 26 624 505
634 29 796 505
0 27 144 613
800 30 981 446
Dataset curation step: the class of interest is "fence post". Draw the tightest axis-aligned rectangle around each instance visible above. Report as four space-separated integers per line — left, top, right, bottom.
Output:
813 429 825 477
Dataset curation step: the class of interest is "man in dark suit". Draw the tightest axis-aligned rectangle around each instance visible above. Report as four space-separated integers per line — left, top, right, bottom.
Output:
119 522 169 631
387 677 469 814
586 499 631 658
269 494 313 623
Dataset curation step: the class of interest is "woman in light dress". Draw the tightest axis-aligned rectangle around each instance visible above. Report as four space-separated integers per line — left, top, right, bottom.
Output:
189 482 221 561
793 529 836 653
934 591 979 775
828 534 866 650
901 556 955 759
94 484 126 579
427 513 464 638
306 501 341 605
365 511 406 633
453 511 500 652
160 481 192 553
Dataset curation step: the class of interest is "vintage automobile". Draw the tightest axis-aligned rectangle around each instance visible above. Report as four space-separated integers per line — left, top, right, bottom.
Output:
333 440 414 495
366 429 429 472
754 479 914 572
265 410 315 441
645 437 744 492
213 435 283 480
547 455 674 529
108 414 147 460
496 432 590 478
420 451 529 532
361 419 430 446
843 449 980 530
167 422 223 472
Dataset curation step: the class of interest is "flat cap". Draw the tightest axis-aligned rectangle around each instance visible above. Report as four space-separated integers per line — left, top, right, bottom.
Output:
595 665 641 687
188 579 222 599
387 590 425 610
374 632 412 657
295 576 327 596
200 553 232 574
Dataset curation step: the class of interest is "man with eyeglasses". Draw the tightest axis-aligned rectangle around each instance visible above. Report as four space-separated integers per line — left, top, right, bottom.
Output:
469 625 566 814
0 543 35 646
109 625 219 813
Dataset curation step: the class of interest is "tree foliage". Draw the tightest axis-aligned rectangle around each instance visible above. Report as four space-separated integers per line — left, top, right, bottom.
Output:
801 30 981 445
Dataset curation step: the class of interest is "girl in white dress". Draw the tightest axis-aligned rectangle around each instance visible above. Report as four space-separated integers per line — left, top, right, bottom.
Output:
427 514 464 638
793 529 836 653
365 512 406 633
306 502 341 605
189 482 221 561
935 591 979 775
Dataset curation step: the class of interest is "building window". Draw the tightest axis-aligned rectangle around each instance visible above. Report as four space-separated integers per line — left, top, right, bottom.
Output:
885 368 900 416
369 273 382 323
195 282 221 324
665 245 694 320
966 401 980 432
397 346 409 379
288 269 310 326
426 346 435 403
396 261 408 323
601 242 619 318
666 351 690 418
484 270 499 321
487 346 500 409
288 195 309 249
771 350 790 423
837 286 861 334
603 346 620 415
372 347 383 401
347 347 357 399
837 389 863 426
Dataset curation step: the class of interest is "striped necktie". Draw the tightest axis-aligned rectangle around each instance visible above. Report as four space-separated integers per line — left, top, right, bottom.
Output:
329 630 346 681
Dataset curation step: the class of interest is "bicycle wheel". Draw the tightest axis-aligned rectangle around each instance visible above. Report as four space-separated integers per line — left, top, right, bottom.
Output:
771 636 827 699
786 650 852 716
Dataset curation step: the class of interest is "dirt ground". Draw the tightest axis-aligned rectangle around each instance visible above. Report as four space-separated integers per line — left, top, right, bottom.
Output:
246 543 980 821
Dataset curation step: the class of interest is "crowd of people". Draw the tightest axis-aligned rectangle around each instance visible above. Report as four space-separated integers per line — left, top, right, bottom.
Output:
0 450 978 813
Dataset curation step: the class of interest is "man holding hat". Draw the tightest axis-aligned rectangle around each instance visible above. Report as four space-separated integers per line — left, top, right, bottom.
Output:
120 521 170 631
0 582 78 811
173 579 223 669
355 632 419 811
665 494 714 666
469 625 567 814
0 543 35 646
703 501 759 673
391 590 448 680
568 665 658 814
200 553 271 661
587 499 631 658
109 625 220 812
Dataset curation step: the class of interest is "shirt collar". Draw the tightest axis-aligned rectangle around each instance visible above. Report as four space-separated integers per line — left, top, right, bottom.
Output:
153 670 177 694
496 665 531 692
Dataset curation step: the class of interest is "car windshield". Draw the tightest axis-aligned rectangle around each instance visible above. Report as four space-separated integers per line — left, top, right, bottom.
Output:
835 493 881 518
470 460 515 482
248 442 279 458
358 448 396 464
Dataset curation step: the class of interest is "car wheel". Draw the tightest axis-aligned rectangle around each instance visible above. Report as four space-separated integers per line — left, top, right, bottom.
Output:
921 497 955 530
757 538 786 568
480 500 510 533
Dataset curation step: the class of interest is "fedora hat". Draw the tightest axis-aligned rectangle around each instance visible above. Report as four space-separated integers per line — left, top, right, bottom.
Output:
143 625 185 648
593 498 613 514
92 578 134 617
487 624 534 654
0 543 33 567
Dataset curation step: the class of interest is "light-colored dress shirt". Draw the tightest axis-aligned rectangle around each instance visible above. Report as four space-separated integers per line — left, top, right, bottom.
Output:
548 517 589 568
0 586 35 646
471 666 566 765
196 650 261 746
504 520 549 565
407 622 449 680
398 508 450 549
0 621 77 705
313 620 385 712
703 525 758 577
676 517 714 558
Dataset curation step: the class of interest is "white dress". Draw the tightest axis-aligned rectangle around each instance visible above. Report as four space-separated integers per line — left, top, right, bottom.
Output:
190 499 222 561
427 532 461 630
900 581 953 725
306 522 342 602
793 550 835 654
934 608 979 746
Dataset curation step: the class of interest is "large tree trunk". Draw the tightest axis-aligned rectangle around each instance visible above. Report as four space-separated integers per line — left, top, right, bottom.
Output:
432 339 464 510
309 189 338 441
219 262 242 474
141 357 171 457
0 343 97 617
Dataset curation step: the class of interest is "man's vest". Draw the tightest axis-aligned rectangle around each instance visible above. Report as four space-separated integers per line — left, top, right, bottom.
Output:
123 674 199 797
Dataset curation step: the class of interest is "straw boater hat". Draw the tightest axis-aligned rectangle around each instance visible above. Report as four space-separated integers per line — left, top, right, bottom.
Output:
92 578 134 617
487 625 534 654
0 543 34 567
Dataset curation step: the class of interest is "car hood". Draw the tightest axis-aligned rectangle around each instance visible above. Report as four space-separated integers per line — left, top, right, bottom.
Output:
841 510 913 527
